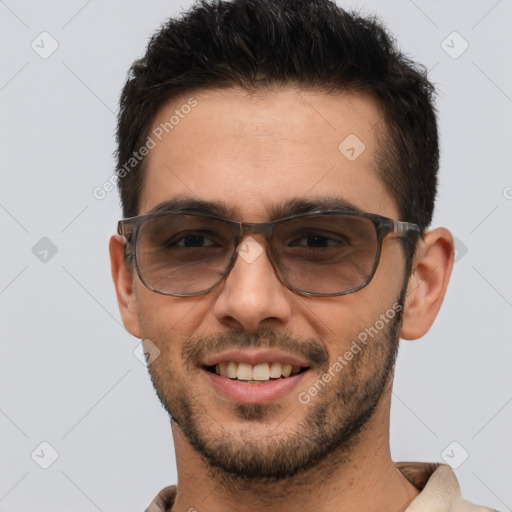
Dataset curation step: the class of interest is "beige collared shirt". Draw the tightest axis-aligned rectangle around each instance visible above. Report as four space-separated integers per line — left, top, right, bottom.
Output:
146 462 498 512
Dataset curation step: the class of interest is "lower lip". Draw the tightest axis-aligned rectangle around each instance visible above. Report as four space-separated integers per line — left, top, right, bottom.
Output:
203 369 308 404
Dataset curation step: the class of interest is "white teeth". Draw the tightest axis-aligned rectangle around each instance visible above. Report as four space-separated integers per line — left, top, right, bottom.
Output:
281 364 292 377
252 363 270 381
237 363 253 380
269 362 282 378
227 361 238 379
214 361 304 380
218 362 228 377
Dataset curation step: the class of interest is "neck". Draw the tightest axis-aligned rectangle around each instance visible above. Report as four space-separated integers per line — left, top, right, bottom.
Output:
170 395 420 512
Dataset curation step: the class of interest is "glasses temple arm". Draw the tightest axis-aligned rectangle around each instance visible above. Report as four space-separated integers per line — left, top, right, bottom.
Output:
391 220 421 235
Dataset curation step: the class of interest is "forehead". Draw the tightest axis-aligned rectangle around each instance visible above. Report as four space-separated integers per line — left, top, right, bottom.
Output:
139 86 396 221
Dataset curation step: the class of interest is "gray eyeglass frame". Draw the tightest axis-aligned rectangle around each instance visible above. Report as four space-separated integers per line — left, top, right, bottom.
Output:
117 209 421 298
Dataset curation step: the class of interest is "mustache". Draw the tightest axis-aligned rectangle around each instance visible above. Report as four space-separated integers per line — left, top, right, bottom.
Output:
182 325 329 369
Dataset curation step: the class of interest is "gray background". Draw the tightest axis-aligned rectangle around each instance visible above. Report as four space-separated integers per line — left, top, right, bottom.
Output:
1 0 511 510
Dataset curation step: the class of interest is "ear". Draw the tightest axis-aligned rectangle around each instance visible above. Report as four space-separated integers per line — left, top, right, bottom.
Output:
400 228 454 340
109 234 142 339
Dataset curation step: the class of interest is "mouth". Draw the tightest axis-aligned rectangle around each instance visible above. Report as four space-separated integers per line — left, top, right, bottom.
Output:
205 361 309 383
201 349 311 404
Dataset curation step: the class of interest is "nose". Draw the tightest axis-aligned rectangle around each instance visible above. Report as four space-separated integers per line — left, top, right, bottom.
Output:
212 236 293 332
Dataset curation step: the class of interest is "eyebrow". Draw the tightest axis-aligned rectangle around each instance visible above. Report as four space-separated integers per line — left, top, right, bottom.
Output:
148 198 239 218
147 196 364 220
268 197 364 219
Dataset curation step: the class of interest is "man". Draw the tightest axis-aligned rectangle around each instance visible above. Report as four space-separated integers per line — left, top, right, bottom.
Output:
109 1 496 510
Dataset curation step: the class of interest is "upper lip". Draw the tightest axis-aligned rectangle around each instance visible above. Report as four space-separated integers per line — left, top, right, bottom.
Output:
202 349 309 368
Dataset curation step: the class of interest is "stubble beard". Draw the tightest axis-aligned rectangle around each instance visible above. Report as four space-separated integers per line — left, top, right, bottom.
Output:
146 295 404 484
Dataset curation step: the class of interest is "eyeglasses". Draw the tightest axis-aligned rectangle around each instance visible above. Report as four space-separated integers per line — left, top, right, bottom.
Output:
117 209 420 298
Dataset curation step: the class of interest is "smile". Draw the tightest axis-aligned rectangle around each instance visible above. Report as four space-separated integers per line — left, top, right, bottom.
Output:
206 361 307 382
201 349 311 404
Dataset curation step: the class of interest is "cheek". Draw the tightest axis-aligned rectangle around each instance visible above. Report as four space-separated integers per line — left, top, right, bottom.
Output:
135 289 216 357
296 286 402 362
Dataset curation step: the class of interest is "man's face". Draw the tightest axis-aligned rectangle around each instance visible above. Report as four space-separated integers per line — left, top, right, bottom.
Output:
130 87 409 479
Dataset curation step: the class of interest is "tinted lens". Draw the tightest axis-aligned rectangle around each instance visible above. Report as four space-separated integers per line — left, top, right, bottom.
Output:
136 215 235 295
272 214 378 295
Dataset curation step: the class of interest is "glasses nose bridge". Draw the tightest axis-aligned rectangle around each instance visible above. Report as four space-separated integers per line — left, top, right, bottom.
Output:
236 219 275 245
228 220 278 273
222 219 284 294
